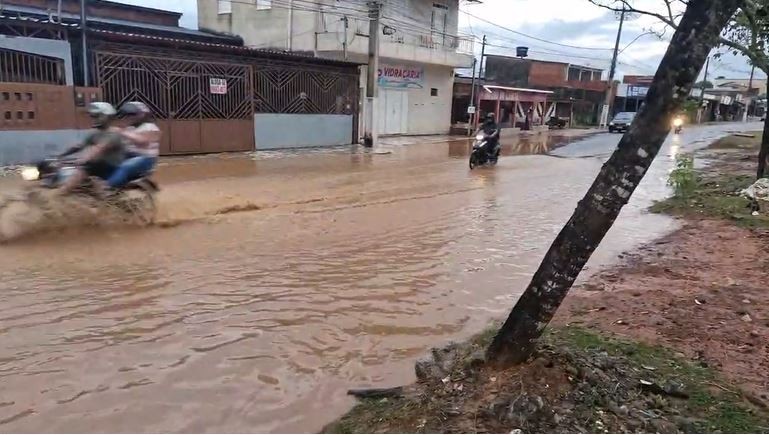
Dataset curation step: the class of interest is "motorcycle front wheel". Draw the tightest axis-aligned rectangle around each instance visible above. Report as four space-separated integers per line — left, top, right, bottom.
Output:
469 153 477 170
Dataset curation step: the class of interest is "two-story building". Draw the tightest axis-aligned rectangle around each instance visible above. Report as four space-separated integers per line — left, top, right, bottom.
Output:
483 54 607 126
198 0 474 137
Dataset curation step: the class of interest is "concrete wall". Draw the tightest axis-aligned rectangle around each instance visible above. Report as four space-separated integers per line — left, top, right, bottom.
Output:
360 63 454 136
199 0 471 67
198 0 317 51
253 114 352 149
405 64 454 135
0 36 74 85
0 129 86 166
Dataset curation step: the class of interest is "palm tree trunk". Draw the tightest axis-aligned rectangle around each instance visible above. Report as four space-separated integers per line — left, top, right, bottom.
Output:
486 0 743 366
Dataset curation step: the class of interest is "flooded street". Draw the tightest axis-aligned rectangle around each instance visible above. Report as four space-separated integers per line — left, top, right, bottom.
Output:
0 124 760 432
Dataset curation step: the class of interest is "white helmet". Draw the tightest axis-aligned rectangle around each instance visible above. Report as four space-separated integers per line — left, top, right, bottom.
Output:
87 102 117 128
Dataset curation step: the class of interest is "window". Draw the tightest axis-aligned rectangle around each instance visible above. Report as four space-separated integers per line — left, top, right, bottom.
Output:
256 0 272 10
14 92 21 101
431 3 448 45
567 67 580 81
218 0 232 14
4 111 10 120
26 92 33 101
28 111 35 120
2 92 8 101
16 111 23 120
430 88 438 97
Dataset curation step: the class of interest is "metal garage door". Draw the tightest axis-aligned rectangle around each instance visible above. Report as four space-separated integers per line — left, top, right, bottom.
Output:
95 51 254 155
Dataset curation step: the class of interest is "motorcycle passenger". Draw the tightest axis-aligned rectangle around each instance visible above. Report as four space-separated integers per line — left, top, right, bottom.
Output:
58 102 125 195
106 102 161 189
479 112 501 159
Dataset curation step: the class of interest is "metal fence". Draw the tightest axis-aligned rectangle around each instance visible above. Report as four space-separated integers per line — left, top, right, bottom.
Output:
0 48 66 85
252 64 359 115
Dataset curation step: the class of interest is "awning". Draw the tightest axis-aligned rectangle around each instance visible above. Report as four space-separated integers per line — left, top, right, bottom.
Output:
483 85 553 94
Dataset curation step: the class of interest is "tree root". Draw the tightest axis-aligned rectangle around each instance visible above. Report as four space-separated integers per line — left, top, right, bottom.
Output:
347 386 404 399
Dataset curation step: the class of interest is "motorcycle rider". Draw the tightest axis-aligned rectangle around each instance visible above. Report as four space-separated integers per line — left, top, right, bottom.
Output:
58 102 126 195
478 112 501 160
106 101 160 189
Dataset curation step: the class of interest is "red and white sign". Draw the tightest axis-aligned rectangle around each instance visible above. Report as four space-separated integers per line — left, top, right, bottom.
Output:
209 78 227 94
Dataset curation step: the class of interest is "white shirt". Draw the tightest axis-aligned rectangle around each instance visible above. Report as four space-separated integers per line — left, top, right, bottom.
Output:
127 122 160 158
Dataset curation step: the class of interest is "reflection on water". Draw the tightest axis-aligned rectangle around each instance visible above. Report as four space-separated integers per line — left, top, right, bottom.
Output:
448 133 579 158
0 124 758 433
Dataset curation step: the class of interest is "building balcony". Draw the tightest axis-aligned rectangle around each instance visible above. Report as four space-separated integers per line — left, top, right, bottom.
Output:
315 28 474 68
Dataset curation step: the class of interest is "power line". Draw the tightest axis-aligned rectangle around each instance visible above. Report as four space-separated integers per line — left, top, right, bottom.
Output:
459 8 614 52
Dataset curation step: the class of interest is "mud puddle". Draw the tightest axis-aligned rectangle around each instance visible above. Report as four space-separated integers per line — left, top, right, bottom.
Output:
0 124 759 432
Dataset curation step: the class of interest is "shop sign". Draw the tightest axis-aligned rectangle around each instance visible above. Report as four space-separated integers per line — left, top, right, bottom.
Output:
378 64 424 89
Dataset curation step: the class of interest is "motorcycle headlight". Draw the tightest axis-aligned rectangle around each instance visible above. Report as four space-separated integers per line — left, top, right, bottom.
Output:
609 122 614 126
20 166 39 181
475 134 485 140
673 118 683 127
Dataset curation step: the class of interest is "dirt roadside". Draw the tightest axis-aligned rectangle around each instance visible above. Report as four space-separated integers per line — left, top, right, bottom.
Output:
559 133 768 398
324 134 769 433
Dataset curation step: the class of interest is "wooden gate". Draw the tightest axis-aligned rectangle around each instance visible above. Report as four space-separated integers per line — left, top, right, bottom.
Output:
95 51 254 154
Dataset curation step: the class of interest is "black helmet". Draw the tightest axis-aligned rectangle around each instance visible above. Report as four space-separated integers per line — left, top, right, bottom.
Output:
87 102 117 129
119 101 151 126
485 112 496 122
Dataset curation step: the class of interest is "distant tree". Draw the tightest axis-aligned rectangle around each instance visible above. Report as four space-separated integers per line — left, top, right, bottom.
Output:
589 0 769 179
695 80 715 88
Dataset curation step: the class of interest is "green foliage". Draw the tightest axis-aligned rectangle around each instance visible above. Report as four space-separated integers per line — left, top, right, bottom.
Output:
668 154 697 198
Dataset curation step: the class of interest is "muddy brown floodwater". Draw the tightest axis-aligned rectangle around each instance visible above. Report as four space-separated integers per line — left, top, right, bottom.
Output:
0 125 759 432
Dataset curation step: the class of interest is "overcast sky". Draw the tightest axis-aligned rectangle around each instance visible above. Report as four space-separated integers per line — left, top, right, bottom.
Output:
115 0 763 81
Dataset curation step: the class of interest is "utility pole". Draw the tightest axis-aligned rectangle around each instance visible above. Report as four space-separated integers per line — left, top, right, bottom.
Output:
468 56 477 136
363 1 381 147
342 15 349 61
473 35 487 131
746 65 755 120
698 56 710 123
602 6 625 129
80 0 89 86
287 0 294 51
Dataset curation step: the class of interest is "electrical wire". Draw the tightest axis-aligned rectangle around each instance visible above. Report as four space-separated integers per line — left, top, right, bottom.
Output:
459 8 614 52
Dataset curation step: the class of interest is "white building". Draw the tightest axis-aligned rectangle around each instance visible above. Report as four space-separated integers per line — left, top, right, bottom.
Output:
198 0 474 137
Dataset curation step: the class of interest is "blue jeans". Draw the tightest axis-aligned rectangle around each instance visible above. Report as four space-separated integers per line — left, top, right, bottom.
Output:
107 154 156 188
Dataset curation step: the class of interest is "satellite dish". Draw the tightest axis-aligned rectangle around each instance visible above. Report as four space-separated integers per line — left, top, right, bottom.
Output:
516 46 529 58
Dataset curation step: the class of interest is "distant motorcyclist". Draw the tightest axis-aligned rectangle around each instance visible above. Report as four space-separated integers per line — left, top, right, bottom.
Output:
106 101 161 189
58 102 126 195
477 112 500 159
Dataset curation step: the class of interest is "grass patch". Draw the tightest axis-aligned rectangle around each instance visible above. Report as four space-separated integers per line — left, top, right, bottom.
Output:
651 172 769 228
708 133 762 150
549 328 766 433
651 135 769 228
326 326 768 434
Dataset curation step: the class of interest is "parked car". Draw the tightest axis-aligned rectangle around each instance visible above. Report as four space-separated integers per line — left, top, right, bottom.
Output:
609 112 637 133
546 116 568 129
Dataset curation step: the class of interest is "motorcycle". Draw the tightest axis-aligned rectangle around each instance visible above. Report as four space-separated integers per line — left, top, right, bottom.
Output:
673 117 684 134
8 157 159 225
469 132 500 170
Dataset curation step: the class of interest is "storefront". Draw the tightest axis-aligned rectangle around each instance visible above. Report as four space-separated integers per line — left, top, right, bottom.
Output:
366 62 454 136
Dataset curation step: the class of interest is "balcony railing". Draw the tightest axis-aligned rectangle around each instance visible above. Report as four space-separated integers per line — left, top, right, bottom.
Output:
382 31 474 55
